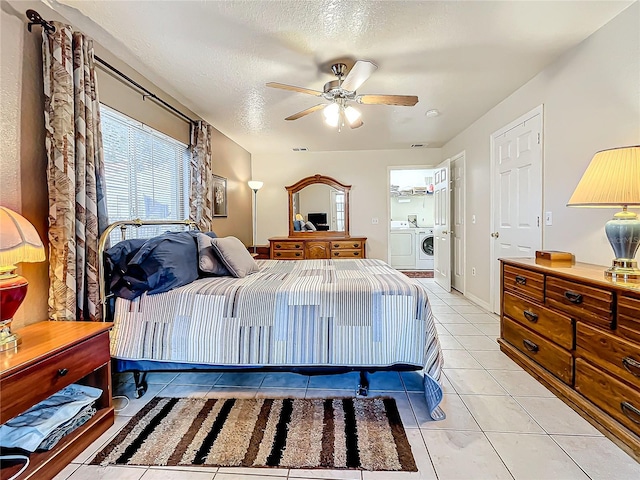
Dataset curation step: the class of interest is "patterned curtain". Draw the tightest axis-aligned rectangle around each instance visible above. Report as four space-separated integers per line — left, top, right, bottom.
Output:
189 121 214 231
42 22 108 321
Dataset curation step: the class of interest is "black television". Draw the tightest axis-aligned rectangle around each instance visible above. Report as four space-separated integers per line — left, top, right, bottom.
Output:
307 212 328 229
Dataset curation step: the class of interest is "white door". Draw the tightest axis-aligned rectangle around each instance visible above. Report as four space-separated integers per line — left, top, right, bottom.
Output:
451 152 465 293
490 107 543 313
434 158 451 292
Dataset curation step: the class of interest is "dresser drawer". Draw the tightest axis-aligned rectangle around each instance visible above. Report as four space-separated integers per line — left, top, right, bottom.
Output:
272 241 304 251
576 323 640 390
331 240 363 250
272 250 304 259
618 294 640 344
331 249 363 258
0 331 110 423
503 291 573 350
575 358 640 436
503 265 544 302
545 276 613 330
503 316 573 385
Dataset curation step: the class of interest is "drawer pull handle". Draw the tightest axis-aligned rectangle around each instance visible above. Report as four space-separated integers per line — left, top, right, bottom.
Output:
564 290 583 304
334 252 339 256
515 275 527 285
275 252 281 257
522 339 539 353
622 357 640 378
523 310 538 323
334 244 339 248
58 368 69 377
354 252 359 256
353 244 358 248
275 244 281 249
295 245 300 248
295 252 301 257
621 402 640 425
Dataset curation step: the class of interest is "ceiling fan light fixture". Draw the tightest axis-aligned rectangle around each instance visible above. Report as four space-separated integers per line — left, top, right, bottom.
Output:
344 105 361 125
323 103 340 127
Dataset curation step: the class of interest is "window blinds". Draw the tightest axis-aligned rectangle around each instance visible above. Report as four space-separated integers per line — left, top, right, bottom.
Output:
101 105 189 241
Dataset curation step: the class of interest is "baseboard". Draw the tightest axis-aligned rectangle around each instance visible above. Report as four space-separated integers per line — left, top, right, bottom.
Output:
464 292 493 313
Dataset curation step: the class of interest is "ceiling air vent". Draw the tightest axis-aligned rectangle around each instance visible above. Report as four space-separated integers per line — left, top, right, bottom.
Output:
411 143 428 148
292 147 308 152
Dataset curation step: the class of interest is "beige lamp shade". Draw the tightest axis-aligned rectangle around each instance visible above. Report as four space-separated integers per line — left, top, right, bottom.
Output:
0 207 46 267
567 146 640 208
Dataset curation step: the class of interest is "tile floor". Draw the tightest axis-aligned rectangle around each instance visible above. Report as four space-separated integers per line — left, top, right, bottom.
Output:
55 279 640 480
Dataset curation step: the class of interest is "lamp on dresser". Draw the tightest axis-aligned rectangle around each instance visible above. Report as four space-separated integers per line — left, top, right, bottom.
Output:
567 146 640 281
0 207 46 351
248 180 263 254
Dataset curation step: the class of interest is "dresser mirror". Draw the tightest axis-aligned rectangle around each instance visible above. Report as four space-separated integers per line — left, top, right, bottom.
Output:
286 174 351 237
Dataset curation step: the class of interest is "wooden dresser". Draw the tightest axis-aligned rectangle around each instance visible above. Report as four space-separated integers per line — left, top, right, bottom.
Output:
499 258 640 460
0 321 114 479
269 236 366 260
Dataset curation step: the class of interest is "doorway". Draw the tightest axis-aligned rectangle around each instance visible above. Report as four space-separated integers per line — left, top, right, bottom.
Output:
388 167 435 270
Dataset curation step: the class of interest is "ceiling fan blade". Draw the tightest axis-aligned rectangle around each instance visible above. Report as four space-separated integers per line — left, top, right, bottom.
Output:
357 94 419 106
349 118 364 129
285 104 326 121
266 82 323 96
340 60 378 92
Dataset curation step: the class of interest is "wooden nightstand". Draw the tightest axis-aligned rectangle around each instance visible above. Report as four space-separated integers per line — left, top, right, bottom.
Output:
0 321 114 479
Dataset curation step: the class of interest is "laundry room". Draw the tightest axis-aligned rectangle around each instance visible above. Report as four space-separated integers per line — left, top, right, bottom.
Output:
389 168 435 271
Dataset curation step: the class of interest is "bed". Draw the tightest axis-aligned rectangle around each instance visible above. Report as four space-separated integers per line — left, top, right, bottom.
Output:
99 220 444 420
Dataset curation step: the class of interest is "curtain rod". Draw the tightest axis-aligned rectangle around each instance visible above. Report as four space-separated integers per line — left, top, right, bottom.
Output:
26 9 197 127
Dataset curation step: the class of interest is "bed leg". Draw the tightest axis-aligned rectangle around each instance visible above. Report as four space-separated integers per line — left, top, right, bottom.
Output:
357 371 369 396
132 371 148 399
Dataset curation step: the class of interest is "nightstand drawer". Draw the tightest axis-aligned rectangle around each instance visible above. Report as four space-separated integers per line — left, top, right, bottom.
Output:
503 291 573 350
331 249 362 258
576 323 640 390
503 265 544 302
503 316 573 385
576 358 640 437
272 250 304 259
272 241 304 250
0 331 110 423
331 240 363 249
546 276 613 329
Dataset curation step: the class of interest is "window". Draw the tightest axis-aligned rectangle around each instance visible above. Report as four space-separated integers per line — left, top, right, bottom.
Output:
100 105 189 240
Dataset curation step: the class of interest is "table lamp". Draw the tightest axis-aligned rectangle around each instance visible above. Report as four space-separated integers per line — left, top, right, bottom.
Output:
248 180 263 254
0 207 46 351
567 146 640 281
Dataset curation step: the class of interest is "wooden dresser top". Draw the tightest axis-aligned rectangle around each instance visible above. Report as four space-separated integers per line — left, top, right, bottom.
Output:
501 258 640 293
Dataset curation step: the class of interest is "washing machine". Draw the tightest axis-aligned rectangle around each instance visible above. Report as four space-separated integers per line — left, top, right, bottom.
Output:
416 228 434 270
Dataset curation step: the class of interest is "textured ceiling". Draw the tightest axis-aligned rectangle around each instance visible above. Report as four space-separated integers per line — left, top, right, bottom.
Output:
36 0 633 153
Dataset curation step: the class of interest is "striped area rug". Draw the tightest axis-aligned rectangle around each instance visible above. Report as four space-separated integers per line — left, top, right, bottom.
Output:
92 397 417 471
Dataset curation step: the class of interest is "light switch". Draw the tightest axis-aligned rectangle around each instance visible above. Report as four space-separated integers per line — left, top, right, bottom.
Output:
472 215 476 224
545 211 553 226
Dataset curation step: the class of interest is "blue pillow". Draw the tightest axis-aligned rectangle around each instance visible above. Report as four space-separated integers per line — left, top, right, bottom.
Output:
127 231 199 296
105 239 148 298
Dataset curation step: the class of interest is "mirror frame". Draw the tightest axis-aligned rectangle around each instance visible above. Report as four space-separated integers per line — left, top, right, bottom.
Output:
286 174 351 237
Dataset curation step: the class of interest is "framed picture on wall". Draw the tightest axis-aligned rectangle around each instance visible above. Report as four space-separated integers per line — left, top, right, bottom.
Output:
212 175 227 217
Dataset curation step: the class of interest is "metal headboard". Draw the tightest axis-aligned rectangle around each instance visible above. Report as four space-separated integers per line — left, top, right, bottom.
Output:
98 219 199 315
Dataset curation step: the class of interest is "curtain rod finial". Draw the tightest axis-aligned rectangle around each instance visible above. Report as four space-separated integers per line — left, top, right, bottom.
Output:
26 9 55 33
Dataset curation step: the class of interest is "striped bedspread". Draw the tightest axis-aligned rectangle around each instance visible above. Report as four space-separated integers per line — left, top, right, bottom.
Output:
110 259 444 418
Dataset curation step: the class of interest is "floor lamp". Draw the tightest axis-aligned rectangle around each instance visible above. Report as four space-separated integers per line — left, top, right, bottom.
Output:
248 181 263 254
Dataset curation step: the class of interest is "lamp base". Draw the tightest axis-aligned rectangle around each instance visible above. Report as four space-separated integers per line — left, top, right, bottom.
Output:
605 259 640 282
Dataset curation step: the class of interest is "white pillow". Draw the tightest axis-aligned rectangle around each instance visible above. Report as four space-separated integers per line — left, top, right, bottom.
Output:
209 236 260 278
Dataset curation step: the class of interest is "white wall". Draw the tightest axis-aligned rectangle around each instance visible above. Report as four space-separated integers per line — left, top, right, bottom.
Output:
391 196 435 227
441 3 640 306
251 149 441 260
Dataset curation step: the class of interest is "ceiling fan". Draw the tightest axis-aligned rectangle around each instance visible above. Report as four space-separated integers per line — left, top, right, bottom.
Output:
266 60 419 131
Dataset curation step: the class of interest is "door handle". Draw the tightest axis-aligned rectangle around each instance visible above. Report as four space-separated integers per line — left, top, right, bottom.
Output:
490 232 500 238
442 230 448 235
